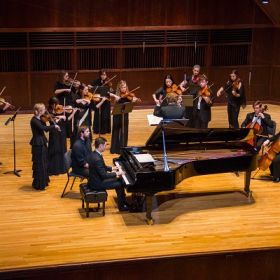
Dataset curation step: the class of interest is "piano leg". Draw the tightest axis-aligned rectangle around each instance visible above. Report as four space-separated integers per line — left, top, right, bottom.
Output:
244 170 253 200
145 194 154 225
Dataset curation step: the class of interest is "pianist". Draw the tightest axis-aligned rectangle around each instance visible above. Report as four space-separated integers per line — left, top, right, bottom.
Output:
158 94 186 119
87 137 129 211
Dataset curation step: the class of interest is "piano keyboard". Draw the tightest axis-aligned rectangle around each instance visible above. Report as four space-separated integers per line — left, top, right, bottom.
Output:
115 161 130 185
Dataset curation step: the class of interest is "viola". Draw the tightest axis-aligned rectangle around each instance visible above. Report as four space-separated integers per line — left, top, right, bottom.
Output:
259 137 280 171
166 84 182 95
53 104 73 114
92 93 110 103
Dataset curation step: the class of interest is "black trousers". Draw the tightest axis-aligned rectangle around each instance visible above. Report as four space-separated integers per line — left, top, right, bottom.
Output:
90 178 126 207
110 114 128 154
192 109 209 129
227 103 241 128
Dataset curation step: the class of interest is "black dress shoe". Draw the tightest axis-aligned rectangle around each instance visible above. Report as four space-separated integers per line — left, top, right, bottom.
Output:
273 177 280 183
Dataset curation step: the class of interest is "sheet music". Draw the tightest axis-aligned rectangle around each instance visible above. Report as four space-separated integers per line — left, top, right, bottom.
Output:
134 153 155 163
147 114 163 126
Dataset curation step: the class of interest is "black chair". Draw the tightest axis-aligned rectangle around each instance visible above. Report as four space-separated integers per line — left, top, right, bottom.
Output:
80 183 108 217
61 150 85 198
267 120 276 136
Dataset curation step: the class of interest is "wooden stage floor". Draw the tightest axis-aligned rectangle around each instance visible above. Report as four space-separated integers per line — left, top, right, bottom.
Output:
0 105 280 272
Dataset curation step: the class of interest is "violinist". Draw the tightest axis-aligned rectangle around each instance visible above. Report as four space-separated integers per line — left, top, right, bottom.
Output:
261 132 280 183
30 103 60 190
91 70 115 134
216 69 246 128
0 98 13 113
70 84 93 145
47 97 67 176
179 64 201 95
152 74 181 116
192 74 213 129
110 80 140 154
241 101 274 151
54 71 78 140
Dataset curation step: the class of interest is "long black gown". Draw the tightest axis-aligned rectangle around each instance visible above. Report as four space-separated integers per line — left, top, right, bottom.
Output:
110 97 130 154
48 114 67 176
91 78 111 134
30 116 55 190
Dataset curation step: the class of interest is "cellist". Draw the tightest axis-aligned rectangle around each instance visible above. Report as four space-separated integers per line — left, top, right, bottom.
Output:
261 132 280 183
241 101 274 151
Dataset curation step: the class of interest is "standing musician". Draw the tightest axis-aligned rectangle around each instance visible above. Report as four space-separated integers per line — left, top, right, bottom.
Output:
47 97 67 176
261 132 280 183
54 71 79 140
87 137 129 211
241 101 274 151
110 80 140 154
152 74 182 116
216 69 246 128
0 99 13 113
30 103 60 190
192 74 213 129
179 64 201 95
69 84 93 145
90 69 116 134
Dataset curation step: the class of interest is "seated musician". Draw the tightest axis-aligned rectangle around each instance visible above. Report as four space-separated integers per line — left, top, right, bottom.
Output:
71 126 92 177
262 132 280 183
87 137 129 211
153 74 179 116
158 94 186 119
241 101 274 151
192 74 213 129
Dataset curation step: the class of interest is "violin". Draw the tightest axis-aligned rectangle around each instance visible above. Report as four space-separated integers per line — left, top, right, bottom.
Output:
53 104 73 114
232 78 241 91
258 137 280 171
246 105 268 147
120 86 141 101
198 86 211 97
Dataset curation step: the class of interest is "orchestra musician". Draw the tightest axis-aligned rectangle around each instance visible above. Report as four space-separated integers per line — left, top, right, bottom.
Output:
158 94 186 120
110 80 140 154
47 97 67 176
71 126 92 178
54 71 79 140
30 103 60 190
69 84 93 145
241 101 274 152
261 132 280 183
191 74 213 129
87 137 129 211
152 74 181 116
90 70 114 134
216 69 246 128
0 99 13 113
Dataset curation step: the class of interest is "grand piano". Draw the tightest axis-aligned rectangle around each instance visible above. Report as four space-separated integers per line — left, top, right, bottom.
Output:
114 120 257 224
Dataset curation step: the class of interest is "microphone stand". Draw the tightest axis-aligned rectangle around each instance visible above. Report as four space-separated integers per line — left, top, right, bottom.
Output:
4 107 22 177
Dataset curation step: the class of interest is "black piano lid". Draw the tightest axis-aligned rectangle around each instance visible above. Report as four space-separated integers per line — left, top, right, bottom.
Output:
145 120 253 146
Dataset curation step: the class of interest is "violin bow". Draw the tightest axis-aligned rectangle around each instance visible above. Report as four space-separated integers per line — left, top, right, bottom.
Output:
69 72 78 92
0 86 6 96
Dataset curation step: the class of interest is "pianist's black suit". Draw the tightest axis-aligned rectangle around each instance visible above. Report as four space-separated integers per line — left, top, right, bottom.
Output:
87 150 127 208
159 104 186 119
241 112 274 151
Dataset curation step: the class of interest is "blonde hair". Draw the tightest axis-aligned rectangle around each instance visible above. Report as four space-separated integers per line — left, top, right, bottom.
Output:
116 80 128 97
33 103 45 116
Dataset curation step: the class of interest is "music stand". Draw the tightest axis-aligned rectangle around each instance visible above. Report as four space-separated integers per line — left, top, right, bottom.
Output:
4 107 22 177
112 102 133 147
182 95 194 120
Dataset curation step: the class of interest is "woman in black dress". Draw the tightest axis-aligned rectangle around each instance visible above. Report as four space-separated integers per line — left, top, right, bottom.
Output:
47 97 67 176
69 84 93 144
30 103 59 190
91 70 114 134
216 69 246 128
110 80 140 154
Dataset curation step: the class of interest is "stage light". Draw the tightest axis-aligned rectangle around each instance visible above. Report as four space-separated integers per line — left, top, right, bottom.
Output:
262 0 269 4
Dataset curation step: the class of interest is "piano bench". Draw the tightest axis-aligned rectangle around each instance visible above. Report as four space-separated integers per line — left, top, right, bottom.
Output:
80 183 108 217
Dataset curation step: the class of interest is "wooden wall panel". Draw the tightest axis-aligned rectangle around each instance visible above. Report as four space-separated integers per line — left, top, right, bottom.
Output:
0 0 271 29
270 67 280 102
